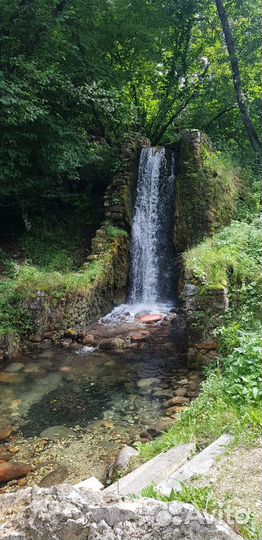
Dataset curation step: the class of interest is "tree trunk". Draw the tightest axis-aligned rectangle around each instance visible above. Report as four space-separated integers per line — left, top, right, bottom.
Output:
214 0 261 156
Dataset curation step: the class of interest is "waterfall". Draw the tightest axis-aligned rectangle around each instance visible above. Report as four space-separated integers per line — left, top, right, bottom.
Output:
129 147 176 305
102 145 177 323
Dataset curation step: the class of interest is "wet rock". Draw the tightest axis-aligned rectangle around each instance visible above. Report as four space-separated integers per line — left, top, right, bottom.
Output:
165 405 189 417
174 387 187 397
59 366 72 373
39 465 68 487
147 418 175 435
39 425 76 441
99 338 126 350
129 332 149 343
0 373 23 384
113 445 139 471
153 388 173 399
0 420 13 442
5 363 24 373
82 333 96 346
61 339 73 348
0 448 12 461
0 461 32 484
178 378 189 385
168 396 189 406
137 377 160 388
137 314 164 324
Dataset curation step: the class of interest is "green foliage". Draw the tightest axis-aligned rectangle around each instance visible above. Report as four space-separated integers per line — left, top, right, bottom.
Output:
0 0 260 228
142 483 217 513
184 220 262 290
105 225 128 239
0 224 126 337
221 331 262 406
139 218 262 460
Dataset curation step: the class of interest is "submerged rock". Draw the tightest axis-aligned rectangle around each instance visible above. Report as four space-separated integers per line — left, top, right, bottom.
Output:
39 425 76 441
5 363 24 373
137 377 160 389
0 419 13 442
113 445 139 471
129 332 149 343
99 337 126 350
38 465 68 487
0 372 23 384
0 461 32 485
0 484 243 539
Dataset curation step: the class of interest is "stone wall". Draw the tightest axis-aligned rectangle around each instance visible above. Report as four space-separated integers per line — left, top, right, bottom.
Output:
175 130 238 368
174 129 238 254
182 281 229 369
104 136 150 229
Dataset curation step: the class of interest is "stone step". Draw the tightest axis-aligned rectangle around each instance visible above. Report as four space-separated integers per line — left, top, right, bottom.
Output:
104 443 196 496
158 434 232 496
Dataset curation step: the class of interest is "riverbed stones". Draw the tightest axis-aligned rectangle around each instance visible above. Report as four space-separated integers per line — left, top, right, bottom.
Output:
0 484 243 540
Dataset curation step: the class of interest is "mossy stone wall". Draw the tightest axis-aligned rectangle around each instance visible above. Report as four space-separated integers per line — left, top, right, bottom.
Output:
174 130 238 253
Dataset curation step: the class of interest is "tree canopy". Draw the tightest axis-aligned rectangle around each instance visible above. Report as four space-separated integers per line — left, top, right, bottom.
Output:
0 0 261 228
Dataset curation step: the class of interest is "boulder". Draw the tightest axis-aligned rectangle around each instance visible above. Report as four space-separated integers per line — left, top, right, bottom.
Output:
0 484 243 539
113 445 139 471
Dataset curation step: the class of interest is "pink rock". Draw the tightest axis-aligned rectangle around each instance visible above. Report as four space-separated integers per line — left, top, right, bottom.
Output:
138 314 164 324
130 332 150 342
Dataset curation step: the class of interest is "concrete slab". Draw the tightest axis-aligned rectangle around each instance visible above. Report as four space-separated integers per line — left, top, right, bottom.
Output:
158 434 232 496
104 443 196 496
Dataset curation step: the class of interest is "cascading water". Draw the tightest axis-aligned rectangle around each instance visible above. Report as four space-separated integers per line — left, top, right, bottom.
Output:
129 147 176 305
103 145 177 322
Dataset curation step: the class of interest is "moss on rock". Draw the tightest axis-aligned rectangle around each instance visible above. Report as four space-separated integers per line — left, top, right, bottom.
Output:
174 130 239 253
